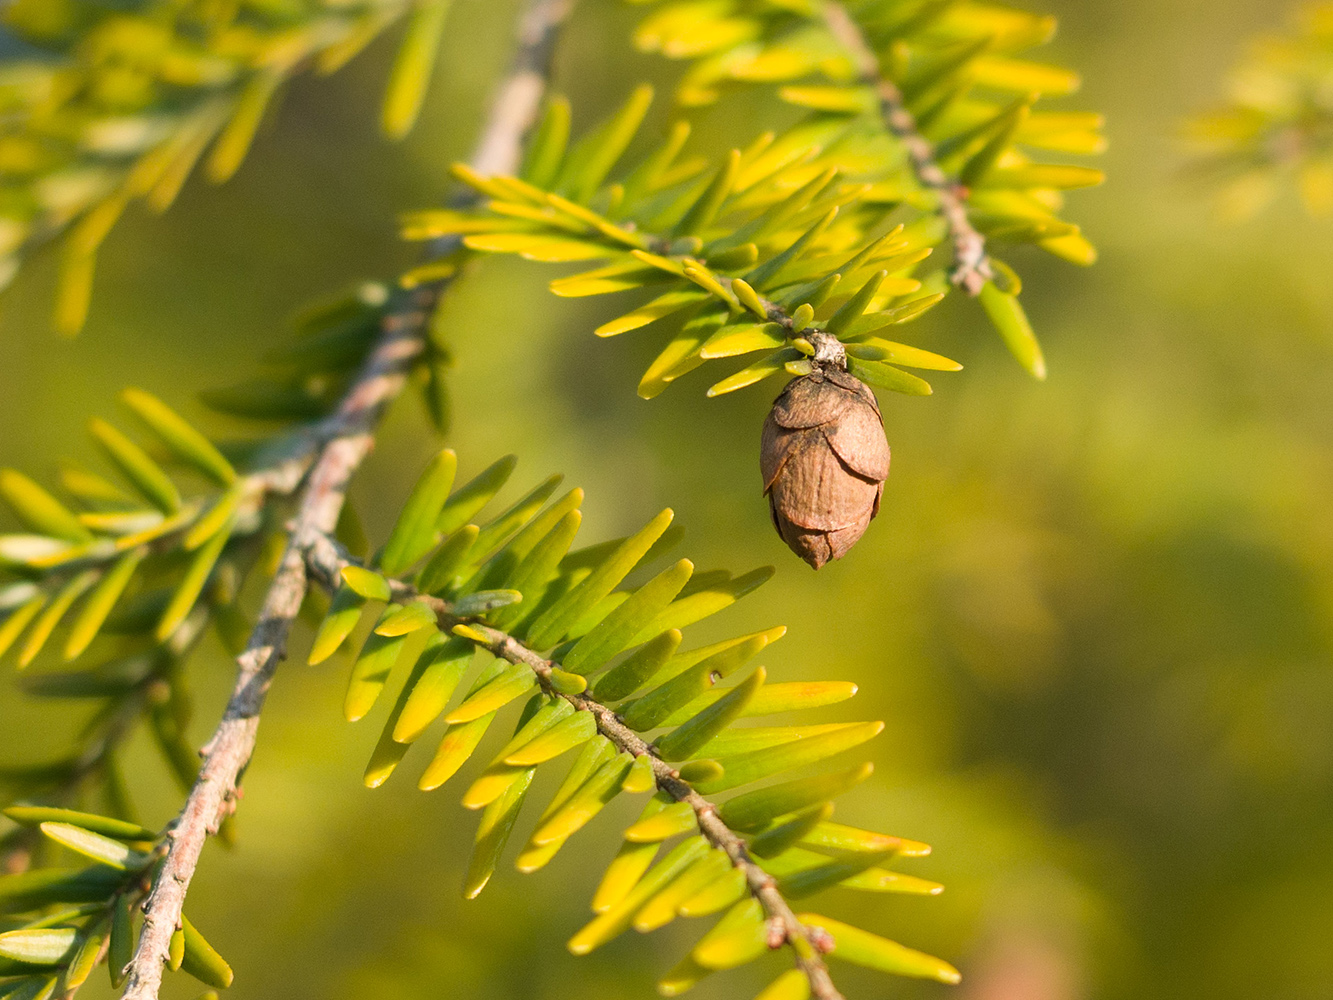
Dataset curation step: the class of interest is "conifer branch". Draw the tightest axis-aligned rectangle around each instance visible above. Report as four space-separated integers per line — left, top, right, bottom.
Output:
0 1 1103 996
119 2 573 996
822 2 994 295
466 626 846 1000
120 296 430 1000
300 543 846 1000
0 0 474 333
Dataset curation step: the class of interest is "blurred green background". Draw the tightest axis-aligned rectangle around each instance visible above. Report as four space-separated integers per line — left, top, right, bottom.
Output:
4 0 1333 998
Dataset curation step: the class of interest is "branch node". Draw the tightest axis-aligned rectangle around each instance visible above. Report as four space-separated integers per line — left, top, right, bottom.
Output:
809 926 836 954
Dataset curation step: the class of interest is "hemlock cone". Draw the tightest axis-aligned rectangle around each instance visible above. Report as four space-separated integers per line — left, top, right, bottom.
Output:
761 367 891 569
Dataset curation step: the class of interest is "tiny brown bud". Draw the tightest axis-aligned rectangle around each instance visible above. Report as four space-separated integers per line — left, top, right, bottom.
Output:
808 925 836 953
760 366 889 569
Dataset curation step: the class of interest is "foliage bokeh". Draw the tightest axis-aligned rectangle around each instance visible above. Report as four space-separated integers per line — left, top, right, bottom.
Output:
2 0 1332 999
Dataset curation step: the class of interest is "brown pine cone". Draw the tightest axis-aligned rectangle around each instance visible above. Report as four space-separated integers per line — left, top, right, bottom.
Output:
760 366 890 569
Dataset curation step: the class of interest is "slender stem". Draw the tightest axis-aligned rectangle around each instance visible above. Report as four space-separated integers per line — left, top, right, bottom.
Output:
300 541 844 1000
716 272 849 369
118 3 574 997
822 2 993 295
120 288 430 1000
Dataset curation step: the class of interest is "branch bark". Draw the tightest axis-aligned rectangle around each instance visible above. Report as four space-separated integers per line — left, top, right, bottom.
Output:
118 3 574 996
822 2 994 295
